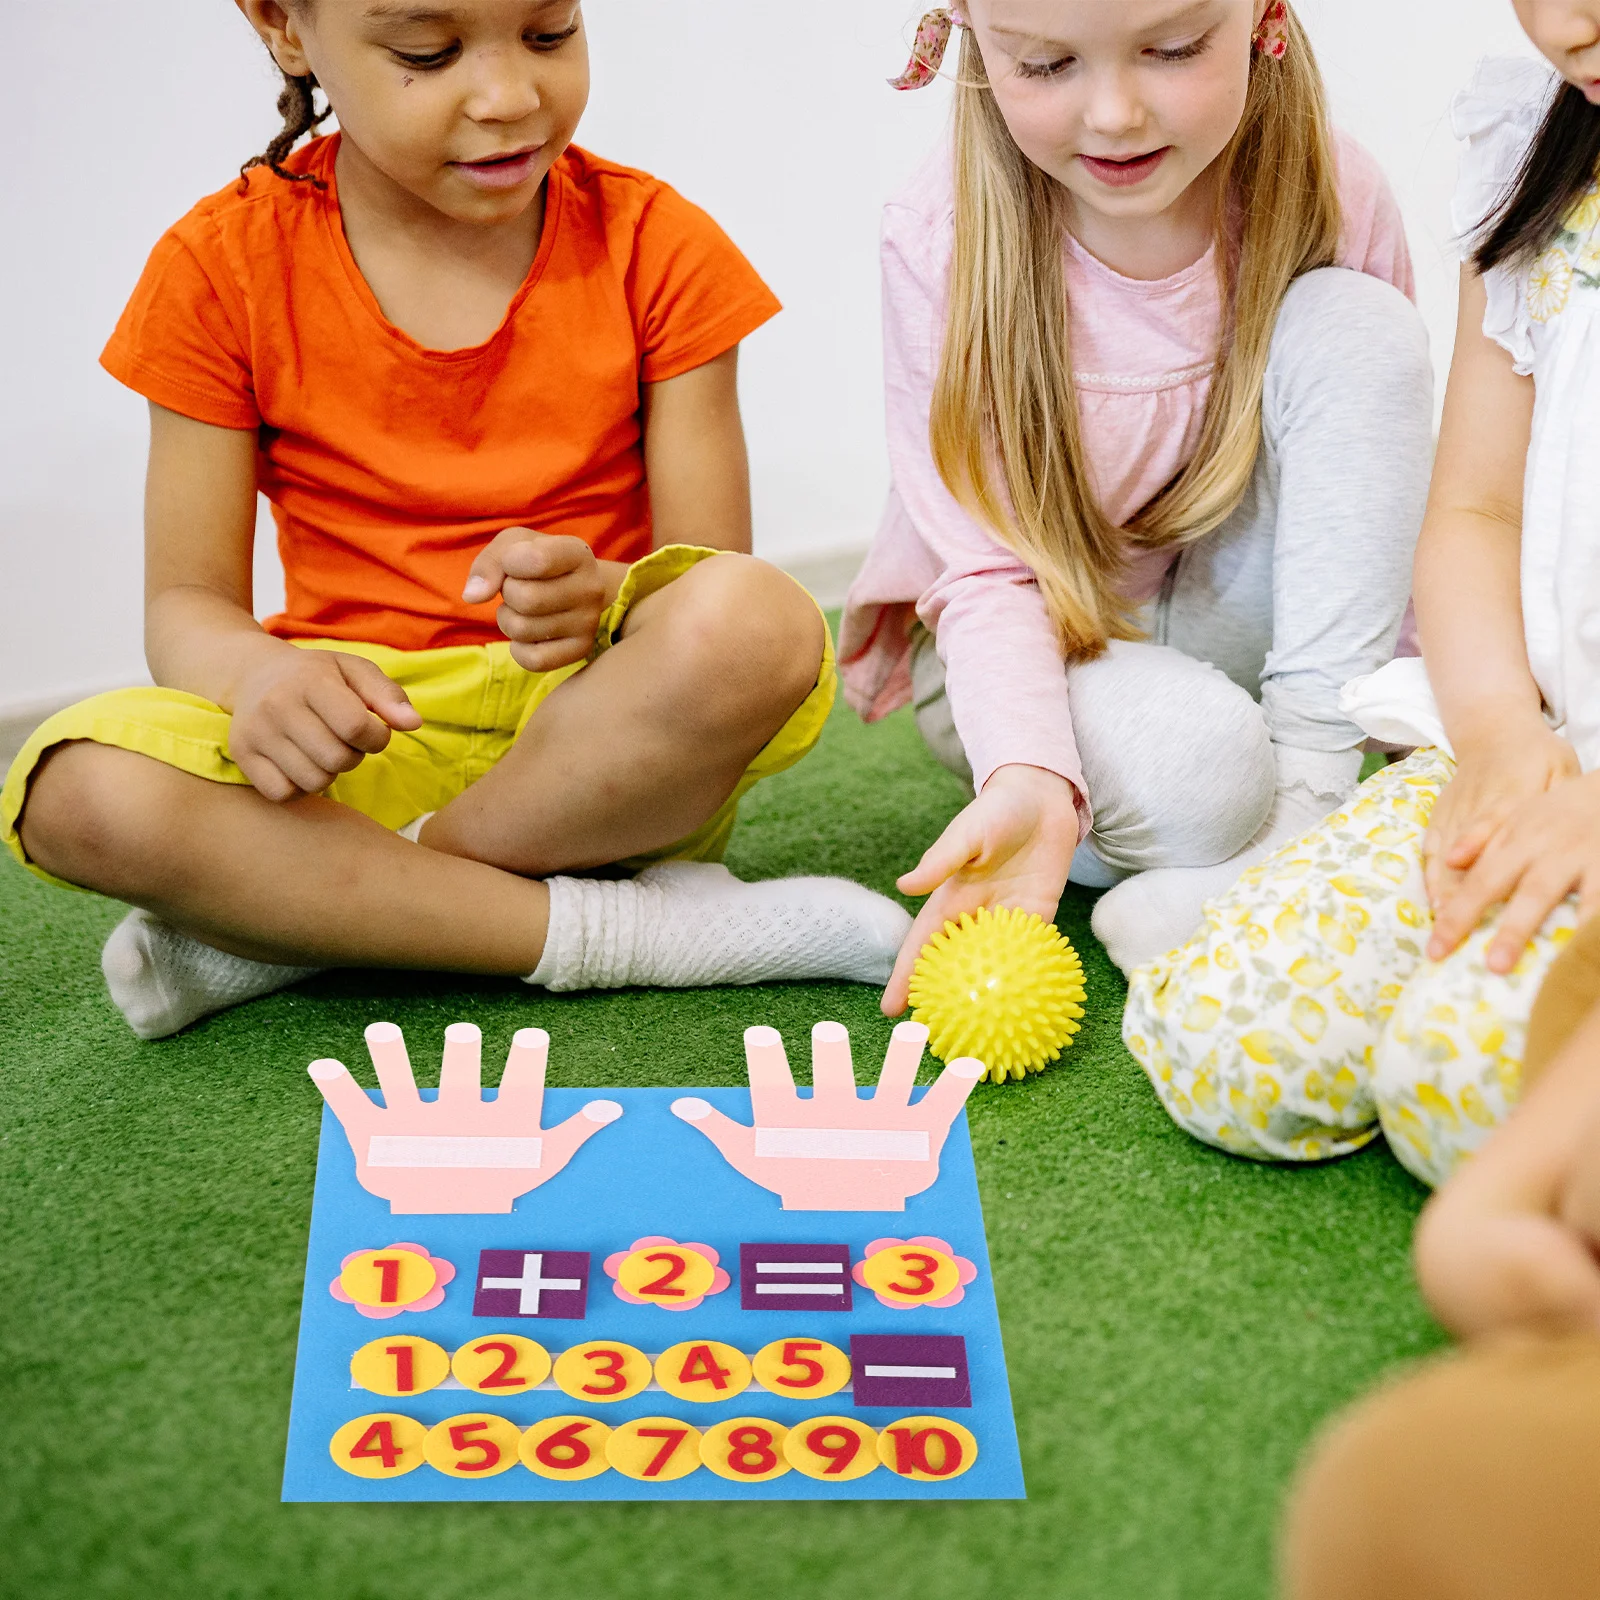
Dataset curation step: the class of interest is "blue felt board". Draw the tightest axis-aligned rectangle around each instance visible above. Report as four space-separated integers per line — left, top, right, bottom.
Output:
282 1086 1026 1501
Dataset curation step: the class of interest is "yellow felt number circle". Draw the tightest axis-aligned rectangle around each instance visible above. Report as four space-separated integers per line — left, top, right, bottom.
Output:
423 1413 523 1479
615 1245 716 1306
751 1338 851 1400
330 1413 428 1479
877 1416 978 1481
858 1244 961 1306
605 1417 703 1482
783 1416 880 1482
339 1248 438 1310
654 1341 752 1403
451 1335 552 1396
699 1417 791 1483
520 1415 613 1480
349 1336 451 1398
552 1340 653 1403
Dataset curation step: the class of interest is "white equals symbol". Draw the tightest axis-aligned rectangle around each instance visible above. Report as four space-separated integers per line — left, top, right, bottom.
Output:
754 1261 845 1296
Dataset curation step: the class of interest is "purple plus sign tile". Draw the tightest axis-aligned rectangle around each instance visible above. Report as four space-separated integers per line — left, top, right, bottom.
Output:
849 1334 970 1408
472 1249 589 1319
739 1242 853 1312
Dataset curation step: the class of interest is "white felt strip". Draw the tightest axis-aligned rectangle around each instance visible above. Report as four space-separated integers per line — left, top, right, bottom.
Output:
752 1127 930 1162
755 1262 844 1274
754 1283 845 1295
862 1365 958 1380
366 1135 543 1169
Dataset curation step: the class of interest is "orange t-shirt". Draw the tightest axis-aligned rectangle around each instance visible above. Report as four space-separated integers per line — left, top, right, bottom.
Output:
101 135 781 651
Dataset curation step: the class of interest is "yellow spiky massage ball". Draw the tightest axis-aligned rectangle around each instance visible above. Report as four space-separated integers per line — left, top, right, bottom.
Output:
908 907 1087 1084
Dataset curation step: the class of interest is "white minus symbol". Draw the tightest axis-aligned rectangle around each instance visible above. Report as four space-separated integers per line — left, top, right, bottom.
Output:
862 1365 959 1380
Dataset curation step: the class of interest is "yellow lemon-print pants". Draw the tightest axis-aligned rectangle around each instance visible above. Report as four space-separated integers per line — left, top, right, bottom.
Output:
1 545 836 892
1122 748 1577 1188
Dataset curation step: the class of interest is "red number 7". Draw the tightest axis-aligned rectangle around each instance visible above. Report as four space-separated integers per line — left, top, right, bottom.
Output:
635 1427 688 1478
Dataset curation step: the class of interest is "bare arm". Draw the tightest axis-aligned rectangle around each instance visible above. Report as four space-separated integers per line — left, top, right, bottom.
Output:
142 402 419 799
640 346 753 553
1414 268 1542 756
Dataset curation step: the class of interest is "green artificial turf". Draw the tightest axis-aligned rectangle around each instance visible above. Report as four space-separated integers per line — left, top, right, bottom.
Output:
0 693 1445 1600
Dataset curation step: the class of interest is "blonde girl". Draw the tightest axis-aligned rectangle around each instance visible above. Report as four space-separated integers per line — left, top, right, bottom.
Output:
0 0 911 1039
1125 4 1600 1187
841 0 1434 1014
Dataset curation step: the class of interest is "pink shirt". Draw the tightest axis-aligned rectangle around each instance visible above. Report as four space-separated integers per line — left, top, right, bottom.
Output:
839 132 1415 823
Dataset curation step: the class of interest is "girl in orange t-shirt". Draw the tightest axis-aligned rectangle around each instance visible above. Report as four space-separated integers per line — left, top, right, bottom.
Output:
1 0 910 1038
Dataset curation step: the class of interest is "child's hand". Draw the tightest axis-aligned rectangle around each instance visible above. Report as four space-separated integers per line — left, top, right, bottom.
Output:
881 764 1081 1016
229 644 422 802
1423 726 1578 909
462 528 608 672
1429 768 1600 972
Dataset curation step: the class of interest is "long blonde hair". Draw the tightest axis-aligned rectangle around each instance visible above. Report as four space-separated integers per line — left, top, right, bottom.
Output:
930 7 1340 658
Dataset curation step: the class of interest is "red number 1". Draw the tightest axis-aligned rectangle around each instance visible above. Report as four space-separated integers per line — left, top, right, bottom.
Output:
384 1344 415 1393
374 1258 401 1304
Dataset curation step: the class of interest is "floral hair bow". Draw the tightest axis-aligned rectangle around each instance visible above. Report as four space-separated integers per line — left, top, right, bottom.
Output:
1253 2 1290 60
889 7 968 90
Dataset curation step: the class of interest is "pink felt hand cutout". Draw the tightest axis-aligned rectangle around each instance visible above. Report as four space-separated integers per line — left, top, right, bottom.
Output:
309 1021 623 1215
670 1021 982 1212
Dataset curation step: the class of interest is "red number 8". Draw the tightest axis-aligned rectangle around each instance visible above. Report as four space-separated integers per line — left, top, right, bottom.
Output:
725 1425 778 1476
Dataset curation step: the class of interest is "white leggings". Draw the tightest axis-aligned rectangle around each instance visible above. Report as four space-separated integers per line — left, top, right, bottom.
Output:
911 267 1435 883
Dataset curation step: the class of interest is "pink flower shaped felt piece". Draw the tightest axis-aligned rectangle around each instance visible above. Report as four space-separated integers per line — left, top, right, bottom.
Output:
602 1236 731 1312
853 1235 978 1310
329 1241 456 1320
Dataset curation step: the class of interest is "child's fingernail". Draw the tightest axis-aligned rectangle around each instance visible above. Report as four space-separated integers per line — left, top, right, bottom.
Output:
462 576 493 603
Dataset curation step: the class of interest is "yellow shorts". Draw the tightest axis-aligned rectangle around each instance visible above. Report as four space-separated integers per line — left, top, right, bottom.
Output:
2 545 835 892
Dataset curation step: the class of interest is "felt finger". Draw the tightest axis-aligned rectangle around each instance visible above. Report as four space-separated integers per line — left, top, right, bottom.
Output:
809 1021 859 1106
364 1020 423 1110
307 1057 379 1137
336 654 422 732
495 1026 549 1121
669 1097 758 1167
874 1020 928 1108
541 1099 624 1170
438 1021 483 1102
743 1025 797 1124
913 1054 985 1133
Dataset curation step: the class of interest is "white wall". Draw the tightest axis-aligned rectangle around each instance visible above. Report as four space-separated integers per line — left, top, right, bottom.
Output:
0 0 1537 715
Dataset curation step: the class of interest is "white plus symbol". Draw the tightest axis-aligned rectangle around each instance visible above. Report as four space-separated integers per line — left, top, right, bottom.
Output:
482 1253 581 1315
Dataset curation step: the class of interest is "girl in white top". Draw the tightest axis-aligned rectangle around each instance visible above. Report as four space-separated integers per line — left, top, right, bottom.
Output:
1124 7 1600 1189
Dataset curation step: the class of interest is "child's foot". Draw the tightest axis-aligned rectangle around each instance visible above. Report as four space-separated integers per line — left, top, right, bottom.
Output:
527 862 912 991
102 908 320 1040
1092 748 1364 976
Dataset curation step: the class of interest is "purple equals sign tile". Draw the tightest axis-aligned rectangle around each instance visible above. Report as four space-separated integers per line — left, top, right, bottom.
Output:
849 1334 971 1409
739 1242 853 1313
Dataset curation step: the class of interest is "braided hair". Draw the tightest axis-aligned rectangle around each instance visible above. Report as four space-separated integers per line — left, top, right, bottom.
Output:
240 66 332 189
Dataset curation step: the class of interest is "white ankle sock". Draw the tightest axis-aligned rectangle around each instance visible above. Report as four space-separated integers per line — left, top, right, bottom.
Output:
526 861 913 991
102 908 319 1040
1091 745 1365 977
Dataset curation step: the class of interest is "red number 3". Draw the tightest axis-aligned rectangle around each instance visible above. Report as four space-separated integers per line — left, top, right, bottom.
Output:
886 1250 941 1298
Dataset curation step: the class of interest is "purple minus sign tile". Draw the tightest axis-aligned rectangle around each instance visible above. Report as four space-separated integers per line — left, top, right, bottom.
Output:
849 1333 971 1408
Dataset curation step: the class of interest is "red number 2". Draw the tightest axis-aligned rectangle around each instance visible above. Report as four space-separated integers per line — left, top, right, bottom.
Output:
473 1341 527 1390
636 1427 689 1478
636 1252 688 1297
886 1250 941 1298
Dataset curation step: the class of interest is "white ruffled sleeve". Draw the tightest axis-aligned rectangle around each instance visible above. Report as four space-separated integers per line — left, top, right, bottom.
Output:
1451 55 1558 376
